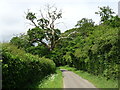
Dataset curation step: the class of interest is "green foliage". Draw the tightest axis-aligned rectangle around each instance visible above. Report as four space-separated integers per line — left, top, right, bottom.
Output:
95 6 115 23
10 32 50 57
75 18 95 37
2 43 56 88
75 18 95 28
53 25 119 80
26 6 62 50
63 52 72 65
10 34 30 49
28 27 45 42
38 68 63 88
26 45 50 57
103 15 120 27
26 11 36 21
9 5 119 84
95 6 120 28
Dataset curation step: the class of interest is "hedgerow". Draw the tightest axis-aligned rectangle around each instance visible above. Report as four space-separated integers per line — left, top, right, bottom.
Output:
52 25 119 80
2 43 56 88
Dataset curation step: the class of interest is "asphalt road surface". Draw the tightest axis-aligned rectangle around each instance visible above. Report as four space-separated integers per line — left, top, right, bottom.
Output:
60 69 98 89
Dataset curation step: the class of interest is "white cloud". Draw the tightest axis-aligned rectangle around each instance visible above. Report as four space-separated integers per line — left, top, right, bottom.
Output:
0 0 119 42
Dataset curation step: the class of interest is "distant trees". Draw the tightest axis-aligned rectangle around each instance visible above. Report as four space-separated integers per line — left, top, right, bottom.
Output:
104 15 120 27
10 33 30 48
10 33 51 57
95 6 115 23
26 5 62 50
75 18 95 37
75 18 95 28
95 6 120 27
10 5 62 57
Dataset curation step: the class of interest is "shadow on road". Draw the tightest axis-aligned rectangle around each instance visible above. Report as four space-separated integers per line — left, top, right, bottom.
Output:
60 69 68 72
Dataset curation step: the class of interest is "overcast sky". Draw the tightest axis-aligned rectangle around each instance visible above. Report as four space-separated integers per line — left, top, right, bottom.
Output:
0 0 119 42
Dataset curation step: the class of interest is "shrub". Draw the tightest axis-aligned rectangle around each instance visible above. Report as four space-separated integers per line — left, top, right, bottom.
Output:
2 43 56 88
52 25 119 80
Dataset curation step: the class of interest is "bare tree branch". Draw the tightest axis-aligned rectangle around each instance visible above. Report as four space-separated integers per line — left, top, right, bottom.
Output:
39 9 44 18
26 4 62 50
31 20 38 27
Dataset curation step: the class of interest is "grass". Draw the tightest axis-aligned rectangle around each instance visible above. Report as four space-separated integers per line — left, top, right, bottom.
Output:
36 68 63 88
59 65 118 88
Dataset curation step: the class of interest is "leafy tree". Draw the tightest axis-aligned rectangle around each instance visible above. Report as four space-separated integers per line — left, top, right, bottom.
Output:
53 25 119 80
26 5 62 50
10 31 50 57
10 33 31 48
75 18 95 37
95 6 115 23
75 18 95 28
104 15 120 27
95 6 120 28
26 45 50 57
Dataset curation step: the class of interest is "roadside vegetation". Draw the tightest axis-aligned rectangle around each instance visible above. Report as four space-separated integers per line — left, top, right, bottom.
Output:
25 68 63 88
1 5 119 88
38 68 63 88
2 43 56 88
60 65 118 88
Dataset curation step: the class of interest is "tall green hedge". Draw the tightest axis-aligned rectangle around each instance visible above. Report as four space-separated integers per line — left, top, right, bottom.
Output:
52 25 119 80
73 26 119 79
2 43 56 88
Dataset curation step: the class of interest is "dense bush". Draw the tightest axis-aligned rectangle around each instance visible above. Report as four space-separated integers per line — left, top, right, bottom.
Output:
2 43 56 88
25 45 50 57
10 35 51 57
52 25 119 80
73 26 119 79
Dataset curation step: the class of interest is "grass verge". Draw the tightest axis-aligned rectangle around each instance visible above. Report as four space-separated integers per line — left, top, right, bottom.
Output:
37 68 63 88
59 65 118 88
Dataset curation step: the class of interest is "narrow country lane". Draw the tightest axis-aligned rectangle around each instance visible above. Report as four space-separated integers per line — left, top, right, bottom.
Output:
60 69 98 89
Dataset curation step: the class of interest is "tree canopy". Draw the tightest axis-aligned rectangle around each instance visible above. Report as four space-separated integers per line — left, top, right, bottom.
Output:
95 6 115 23
26 5 62 50
9 5 119 82
75 18 95 28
